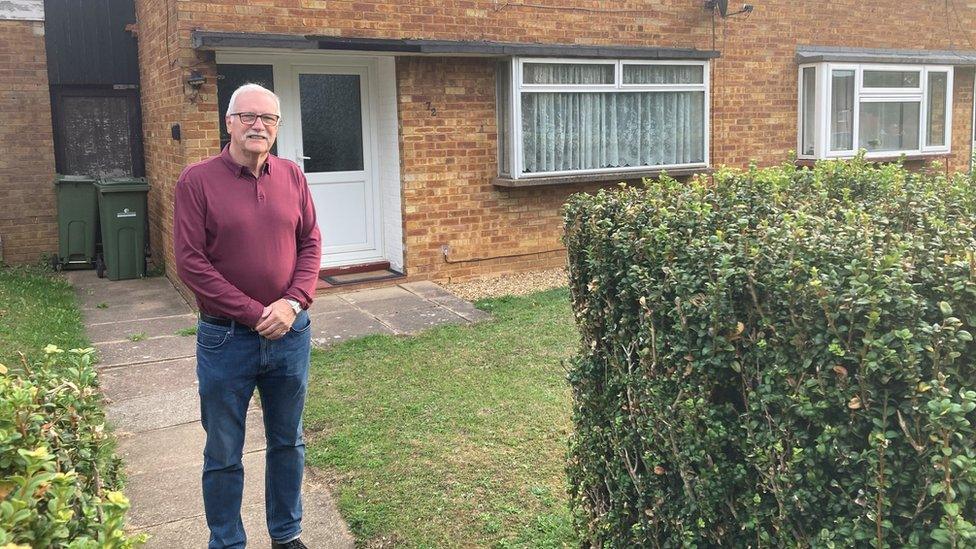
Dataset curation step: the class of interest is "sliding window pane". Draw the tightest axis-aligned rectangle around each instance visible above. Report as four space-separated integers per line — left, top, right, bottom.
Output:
858 102 920 152
520 91 705 173
522 63 614 85
927 72 948 147
864 70 920 88
830 70 855 151
801 67 816 155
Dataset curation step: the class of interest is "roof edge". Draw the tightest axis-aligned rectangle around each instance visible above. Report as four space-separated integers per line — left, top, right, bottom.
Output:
796 45 976 66
192 31 720 60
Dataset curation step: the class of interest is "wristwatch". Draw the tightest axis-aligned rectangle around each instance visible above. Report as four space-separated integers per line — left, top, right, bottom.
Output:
285 299 302 314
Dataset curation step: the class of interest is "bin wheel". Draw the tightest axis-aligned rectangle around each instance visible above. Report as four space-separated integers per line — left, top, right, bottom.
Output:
95 255 106 279
50 256 62 272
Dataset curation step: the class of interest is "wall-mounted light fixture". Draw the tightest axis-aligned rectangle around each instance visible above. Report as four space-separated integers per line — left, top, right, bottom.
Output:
186 70 206 90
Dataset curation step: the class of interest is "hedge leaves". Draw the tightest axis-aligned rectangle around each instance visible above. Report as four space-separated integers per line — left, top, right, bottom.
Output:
563 158 976 547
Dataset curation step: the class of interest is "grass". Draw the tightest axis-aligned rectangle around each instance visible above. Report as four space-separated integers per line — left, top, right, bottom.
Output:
304 288 579 548
176 326 197 337
0 265 87 366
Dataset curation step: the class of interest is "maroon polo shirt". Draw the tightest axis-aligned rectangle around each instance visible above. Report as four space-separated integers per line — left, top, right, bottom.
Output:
173 146 322 328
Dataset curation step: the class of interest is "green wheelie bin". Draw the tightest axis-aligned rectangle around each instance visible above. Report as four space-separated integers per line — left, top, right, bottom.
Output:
95 177 149 280
52 175 99 270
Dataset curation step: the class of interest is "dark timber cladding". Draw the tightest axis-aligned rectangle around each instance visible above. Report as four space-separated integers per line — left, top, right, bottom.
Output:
44 0 139 86
192 31 720 60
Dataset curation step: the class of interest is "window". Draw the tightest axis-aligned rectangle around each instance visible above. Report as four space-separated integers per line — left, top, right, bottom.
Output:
497 58 709 179
798 63 952 159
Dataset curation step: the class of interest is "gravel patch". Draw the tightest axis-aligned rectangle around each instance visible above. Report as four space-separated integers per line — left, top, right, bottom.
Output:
445 268 569 301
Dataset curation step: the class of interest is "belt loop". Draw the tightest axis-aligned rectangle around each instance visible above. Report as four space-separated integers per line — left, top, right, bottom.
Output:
230 318 237 332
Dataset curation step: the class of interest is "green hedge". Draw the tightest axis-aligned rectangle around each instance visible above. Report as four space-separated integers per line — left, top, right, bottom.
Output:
0 347 145 548
563 158 976 547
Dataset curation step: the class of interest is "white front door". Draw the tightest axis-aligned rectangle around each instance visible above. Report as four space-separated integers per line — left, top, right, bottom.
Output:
289 63 383 267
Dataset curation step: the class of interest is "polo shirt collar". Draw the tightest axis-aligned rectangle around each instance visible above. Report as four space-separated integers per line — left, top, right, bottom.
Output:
219 144 274 178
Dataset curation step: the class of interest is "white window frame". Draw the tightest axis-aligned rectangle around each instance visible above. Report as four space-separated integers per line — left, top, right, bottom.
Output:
797 62 952 160
503 57 710 179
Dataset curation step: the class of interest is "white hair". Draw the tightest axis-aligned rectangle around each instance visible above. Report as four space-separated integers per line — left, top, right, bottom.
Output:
226 83 280 116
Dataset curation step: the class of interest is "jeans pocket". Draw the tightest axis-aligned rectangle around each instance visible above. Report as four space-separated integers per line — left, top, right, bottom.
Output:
197 323 231 349
289 312 312 334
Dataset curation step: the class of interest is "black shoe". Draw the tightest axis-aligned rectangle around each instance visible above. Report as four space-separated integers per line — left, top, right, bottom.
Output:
271 538 308 549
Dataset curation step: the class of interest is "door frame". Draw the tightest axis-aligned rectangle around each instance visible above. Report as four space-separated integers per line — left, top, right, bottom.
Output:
214 51 404 271
287 63 382 266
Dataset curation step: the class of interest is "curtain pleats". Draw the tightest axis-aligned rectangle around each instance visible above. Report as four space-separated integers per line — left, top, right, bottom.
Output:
521 91 704 173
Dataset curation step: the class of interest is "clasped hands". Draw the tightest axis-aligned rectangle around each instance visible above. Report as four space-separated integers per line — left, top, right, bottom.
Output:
256 299 297 340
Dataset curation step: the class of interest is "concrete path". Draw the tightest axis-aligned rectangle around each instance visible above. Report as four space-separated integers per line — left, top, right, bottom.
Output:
65 271 489 548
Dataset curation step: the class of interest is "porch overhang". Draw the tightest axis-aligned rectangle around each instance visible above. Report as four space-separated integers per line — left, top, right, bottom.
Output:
796 45 976 66
192 31 720 60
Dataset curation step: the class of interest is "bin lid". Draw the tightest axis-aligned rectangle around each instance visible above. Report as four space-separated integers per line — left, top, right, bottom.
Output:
54 174 97 185
95 177 150 193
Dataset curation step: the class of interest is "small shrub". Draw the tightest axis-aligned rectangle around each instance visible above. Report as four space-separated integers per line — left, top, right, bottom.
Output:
563 158 976 546
0 347 146 547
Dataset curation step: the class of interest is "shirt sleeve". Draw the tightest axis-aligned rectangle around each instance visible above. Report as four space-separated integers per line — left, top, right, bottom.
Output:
173 170 266 327
283 168 322 309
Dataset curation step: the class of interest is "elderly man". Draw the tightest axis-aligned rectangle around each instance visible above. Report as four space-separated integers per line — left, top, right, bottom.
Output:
174 83 321 549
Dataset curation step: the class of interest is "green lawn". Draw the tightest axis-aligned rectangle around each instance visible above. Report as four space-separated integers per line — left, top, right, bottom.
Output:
0 266 87 367
304 288 580 548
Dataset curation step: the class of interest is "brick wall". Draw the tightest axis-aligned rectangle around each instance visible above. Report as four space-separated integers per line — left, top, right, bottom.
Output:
0 19 57 265
134 0 219 301
134 0 976 283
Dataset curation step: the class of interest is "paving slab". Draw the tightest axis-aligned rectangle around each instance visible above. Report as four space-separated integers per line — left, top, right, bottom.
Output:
117 411 266 475
309 305 395 347
78 285 187 312
307 294 352 314
138 482 354 549
374 305 468 335
107 387 202 433
82 298 193 325
126 450 267 529
398 280 456 299
86 314 198 344
99 357 198 403
426 294 493 323
340 286 432 316
96 335 196 369
66 271 175 293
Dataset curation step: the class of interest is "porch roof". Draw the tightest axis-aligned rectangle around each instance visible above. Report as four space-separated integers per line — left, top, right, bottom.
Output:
192 31 720 60
796 45 976 66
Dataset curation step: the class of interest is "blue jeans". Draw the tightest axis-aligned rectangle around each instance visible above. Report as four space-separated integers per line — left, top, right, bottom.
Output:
196 310 312 549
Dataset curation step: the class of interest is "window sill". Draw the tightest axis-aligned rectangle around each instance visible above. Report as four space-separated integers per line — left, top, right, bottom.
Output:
493 166 710 188
796 152 951 167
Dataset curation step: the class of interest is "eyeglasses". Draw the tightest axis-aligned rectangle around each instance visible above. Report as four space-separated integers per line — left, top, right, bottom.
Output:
229 112 281 127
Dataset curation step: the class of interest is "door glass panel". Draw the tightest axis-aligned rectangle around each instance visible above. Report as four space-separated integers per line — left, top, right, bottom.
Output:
299 73 364 173
61 95 133 177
